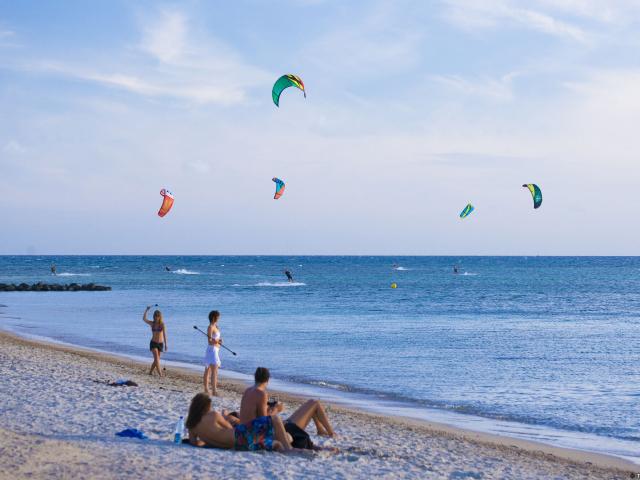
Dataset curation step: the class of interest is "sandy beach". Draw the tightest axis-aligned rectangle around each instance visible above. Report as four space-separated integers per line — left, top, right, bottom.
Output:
0 331 635 480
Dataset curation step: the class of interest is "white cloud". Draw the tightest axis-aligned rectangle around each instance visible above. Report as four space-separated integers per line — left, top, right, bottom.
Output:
429 72 519 101
0 27 18 47
304 2 423 75
34 62 246 104
442 0 588 42
560 69 640 161
564 69 640 111
3 140 26 154
7 8 271 105
139 9 187 63
533 0 640 24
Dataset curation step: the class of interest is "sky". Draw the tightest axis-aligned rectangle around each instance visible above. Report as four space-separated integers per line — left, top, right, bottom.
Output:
1 0 640 255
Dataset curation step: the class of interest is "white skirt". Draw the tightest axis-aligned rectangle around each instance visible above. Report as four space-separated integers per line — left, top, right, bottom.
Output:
204 345 221 367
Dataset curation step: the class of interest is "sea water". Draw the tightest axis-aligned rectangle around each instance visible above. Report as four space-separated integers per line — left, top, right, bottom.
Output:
0 256 638 461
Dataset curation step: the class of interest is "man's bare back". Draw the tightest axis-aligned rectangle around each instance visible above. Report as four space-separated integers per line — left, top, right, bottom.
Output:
239 385 268 424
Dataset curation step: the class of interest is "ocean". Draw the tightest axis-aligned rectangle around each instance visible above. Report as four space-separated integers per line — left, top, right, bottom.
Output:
0 255 638 461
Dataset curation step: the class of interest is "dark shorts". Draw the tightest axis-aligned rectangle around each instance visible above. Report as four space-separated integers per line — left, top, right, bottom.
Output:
149 341 164 351
234 416 274 451
284 422 314 449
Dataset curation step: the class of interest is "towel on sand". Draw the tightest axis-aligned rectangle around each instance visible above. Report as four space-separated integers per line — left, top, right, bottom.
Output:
116 428 148 440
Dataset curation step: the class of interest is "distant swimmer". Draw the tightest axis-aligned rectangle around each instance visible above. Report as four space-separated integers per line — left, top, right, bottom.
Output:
284 269 294 282
50 263 56 276
453 265 459 274
165 266 171 272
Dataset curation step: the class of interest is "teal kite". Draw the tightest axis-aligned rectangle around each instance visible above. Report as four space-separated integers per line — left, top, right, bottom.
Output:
522 184 542 209
459 203 474 219
272 177 285 200
272 74 306 107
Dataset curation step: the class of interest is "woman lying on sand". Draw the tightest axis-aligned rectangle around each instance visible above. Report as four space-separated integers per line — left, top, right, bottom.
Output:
142 306 167 377
186 393 293 452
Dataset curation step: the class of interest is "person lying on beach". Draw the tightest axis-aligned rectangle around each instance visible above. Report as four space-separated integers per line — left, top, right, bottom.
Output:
239 367 336 448
142 306 168 377
186 393 292 452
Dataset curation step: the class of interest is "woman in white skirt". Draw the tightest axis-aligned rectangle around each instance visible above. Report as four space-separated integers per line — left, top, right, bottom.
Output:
203 310 222 395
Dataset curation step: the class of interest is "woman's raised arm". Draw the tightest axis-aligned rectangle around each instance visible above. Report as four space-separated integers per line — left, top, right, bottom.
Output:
142 306 153 325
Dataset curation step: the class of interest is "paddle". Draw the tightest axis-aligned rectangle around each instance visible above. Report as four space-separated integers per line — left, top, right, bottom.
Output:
193 325 237 356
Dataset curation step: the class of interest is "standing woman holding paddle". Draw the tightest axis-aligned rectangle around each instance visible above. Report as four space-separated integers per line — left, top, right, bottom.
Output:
143 306 168 377
204 310 222 396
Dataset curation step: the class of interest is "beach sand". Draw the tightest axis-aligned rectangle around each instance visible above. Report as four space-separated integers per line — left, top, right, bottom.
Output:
0 331 635 479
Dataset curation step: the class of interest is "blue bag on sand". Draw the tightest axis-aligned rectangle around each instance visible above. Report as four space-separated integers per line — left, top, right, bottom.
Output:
116 428 148 440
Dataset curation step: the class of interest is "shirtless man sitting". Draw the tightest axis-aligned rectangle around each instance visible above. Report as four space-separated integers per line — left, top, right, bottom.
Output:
239 367 335 448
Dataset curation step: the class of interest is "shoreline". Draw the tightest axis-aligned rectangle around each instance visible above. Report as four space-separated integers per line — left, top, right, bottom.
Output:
3 325 639 468
0 329 636 479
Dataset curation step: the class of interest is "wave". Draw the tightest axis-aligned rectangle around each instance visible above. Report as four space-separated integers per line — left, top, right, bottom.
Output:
256 282 306 287
309 380 351 391
462 272 478 276
56 272 91 277
172 269 200 275
393 266 410 271
233 282 306 287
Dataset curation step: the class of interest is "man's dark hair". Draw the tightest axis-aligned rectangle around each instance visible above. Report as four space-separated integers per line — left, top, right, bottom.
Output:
254 367 270 384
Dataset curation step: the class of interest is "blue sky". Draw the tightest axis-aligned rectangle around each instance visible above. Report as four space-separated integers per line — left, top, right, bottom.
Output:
1 0 640 254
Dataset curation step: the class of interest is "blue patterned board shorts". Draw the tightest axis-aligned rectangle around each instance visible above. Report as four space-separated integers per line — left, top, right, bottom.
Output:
234 416 274 451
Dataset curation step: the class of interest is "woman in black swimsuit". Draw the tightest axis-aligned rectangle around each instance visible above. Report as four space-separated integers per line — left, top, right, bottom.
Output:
143 306 168 377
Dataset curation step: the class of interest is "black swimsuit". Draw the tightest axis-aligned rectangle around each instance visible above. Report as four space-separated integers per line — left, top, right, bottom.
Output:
150 340 164 351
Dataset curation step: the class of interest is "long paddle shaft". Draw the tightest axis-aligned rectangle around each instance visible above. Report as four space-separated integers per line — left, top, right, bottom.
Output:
193 326 237 356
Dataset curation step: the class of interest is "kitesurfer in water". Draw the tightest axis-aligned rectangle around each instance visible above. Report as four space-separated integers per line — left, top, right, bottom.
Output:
165 266 171 272
453 265 459 274
50 263 56 276
284 269 294 283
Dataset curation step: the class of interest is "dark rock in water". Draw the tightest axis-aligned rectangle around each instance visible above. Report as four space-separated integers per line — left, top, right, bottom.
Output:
0 283 111 292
